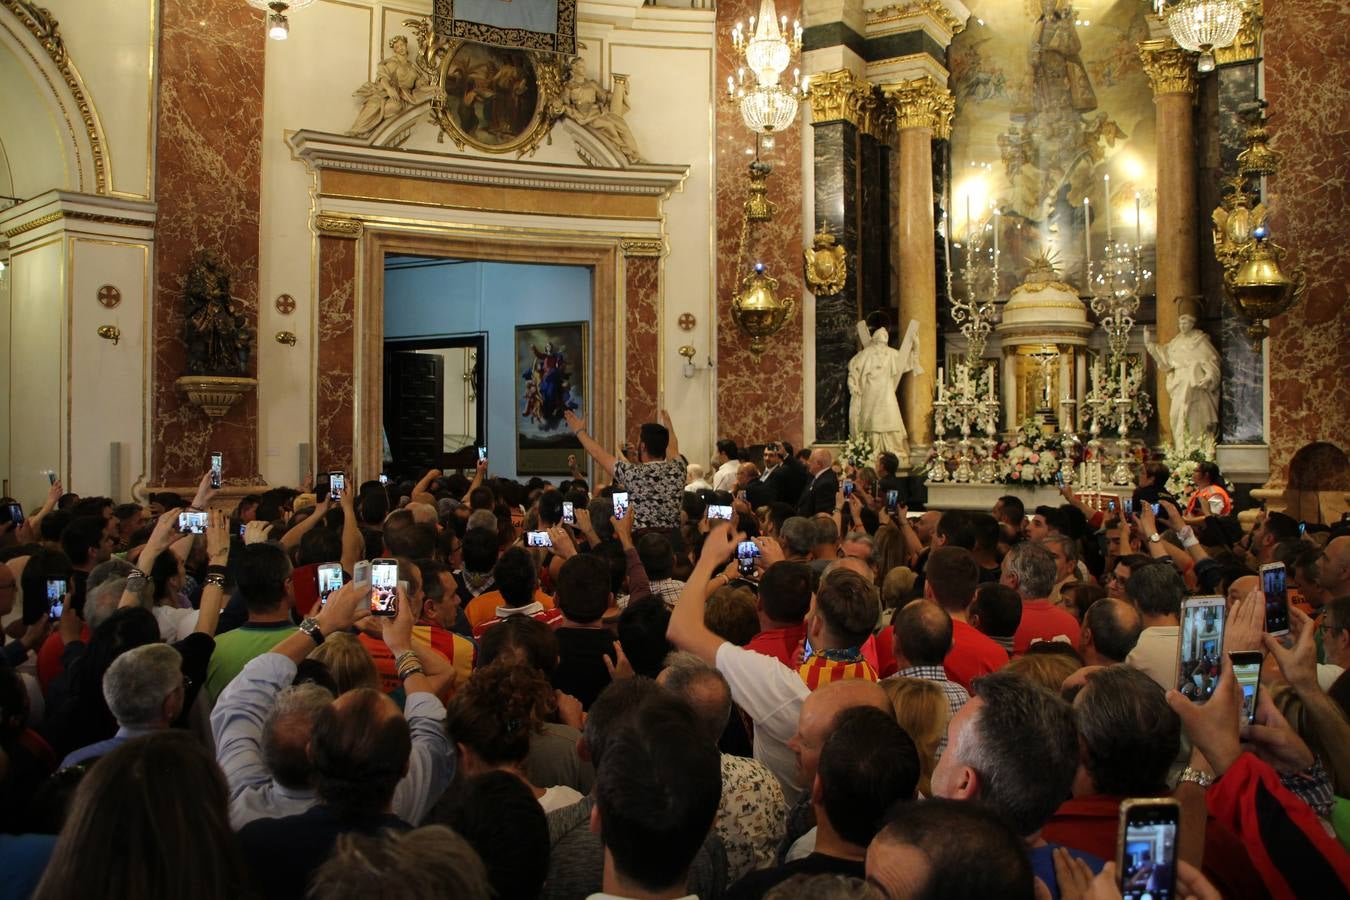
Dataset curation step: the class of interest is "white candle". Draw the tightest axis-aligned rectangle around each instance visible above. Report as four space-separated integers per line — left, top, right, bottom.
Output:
1083 198 1092 278
1104 175 1112 242
1135 192 1142 247
988 364 996 401
1118 360 1128 399
992 209 1000 271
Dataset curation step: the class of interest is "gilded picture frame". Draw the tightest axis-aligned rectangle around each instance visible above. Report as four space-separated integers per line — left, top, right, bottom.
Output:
515 321 587 475
431 39 563 158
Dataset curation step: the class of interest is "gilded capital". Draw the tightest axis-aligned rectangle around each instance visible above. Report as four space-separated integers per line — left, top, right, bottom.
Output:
1139 40 1197 97
1213 0 1262 66
881 76 955 139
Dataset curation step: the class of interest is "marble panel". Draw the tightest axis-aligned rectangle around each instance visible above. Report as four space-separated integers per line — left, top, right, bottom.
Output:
813 122 859 443
624 256 660 438
316 237 356 474
716 0 805 448
152 0 265 485
859 136 891 315
1263 0 1350 484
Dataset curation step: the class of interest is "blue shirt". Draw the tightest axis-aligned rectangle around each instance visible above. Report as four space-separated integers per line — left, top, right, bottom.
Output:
0 834 56 900
1029 843 1105 900
59 725 160 770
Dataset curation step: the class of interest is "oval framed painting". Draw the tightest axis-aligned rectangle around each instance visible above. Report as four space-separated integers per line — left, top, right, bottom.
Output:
434 40 558 157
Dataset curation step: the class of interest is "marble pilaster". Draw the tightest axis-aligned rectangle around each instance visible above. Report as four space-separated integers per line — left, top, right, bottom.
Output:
811 121 860 443
622 252 661 439
316 233 357 475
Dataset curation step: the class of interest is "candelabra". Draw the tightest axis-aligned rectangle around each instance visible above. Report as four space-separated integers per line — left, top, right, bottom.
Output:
1084 180 1151 363
932 361 999 483
952 205 999 363
1111 396 1137 485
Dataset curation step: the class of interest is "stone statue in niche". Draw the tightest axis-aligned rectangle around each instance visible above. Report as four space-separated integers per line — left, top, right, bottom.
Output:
347 34 439 138
1144 298 1220 447
184 252 252 377
555 58 643 163
848 313 923 459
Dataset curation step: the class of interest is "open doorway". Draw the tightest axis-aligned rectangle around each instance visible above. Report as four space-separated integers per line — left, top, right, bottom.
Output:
383 334 485 479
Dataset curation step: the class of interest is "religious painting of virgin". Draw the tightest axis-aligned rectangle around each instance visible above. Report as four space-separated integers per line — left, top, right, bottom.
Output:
516 322 587 475
437 40 545 155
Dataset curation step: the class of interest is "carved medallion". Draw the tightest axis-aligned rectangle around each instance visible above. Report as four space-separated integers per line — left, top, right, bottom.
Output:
803 227 847 296
431 38 562 158
678 313 697 332
275 293 296 315
97 284 121 309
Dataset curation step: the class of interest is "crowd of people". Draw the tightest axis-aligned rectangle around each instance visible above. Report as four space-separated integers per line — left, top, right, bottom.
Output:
1 413 1349 900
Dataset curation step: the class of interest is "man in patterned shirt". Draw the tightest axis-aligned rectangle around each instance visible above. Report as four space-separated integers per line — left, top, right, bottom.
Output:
564 408 685 530
886 599 968 755
797 568 881 690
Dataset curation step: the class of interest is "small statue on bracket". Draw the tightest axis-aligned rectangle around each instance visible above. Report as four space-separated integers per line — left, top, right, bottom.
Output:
184 252 252 377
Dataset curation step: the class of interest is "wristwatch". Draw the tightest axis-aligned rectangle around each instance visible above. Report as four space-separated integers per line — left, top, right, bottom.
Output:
1177 765 1215 789
1149 532 1162 544
298 616 325 646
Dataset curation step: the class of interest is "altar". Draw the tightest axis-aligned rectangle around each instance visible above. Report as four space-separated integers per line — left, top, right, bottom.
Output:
926 482 1068 512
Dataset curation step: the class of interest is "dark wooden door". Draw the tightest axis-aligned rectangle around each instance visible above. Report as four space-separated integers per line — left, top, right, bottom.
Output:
384 351 444 476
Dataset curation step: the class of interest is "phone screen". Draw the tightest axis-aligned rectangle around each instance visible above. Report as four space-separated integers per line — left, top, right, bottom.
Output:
210 452 223 489
1055 471 1064 486
886 490 899 512
5 502 23 525
47 470 56 485
707 505 732 521
379 473 389 485
477 446 487 463
527 530 553 548
612 492 629 521
370 560 398 617
317 563 344 607
1261 563 1289 635
352 560 371 586
1230 652 1262 726
178 511 207 534
736 540 760 576
1119 801 1179 900
842 480 854 497
329 472 346 500
561 501 575 524
46 579 66 621
1177 597 1226 703
1123 498 1135 516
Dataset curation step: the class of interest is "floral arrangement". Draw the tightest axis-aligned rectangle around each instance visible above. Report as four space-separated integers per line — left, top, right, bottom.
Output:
934 362 997 435
986 418 1084 485
1164 430 1218 501
1086 356 1153 433
842 433 875 470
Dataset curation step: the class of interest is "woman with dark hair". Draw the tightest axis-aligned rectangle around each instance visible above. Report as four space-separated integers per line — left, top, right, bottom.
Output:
32 731 251 900
1185 460 1232 523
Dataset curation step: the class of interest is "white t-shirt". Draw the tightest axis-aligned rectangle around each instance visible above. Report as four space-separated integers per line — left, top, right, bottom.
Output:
153 605 200 643
715 641 810 804
713 459 741 493
538 784 585 814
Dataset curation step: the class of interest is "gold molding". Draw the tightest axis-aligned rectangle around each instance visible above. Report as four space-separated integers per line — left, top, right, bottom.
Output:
1 0 108 194
881 76 954 139
620 238 663 257
866 1 966 40
805 69 892 139
4 209 157 239
3 211 64 239
1139 39 1197 97
314 214 363 239
1213 0 1262 66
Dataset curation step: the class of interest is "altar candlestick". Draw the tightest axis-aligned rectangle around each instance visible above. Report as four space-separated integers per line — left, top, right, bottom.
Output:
1104 175 1112 242
1118 360 1127 399
992 209 1000 270
1134 192 1142 246
937 367 945 401
1083 198 1092 275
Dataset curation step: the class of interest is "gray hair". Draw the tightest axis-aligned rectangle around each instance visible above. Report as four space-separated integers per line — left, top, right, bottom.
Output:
1003 542 1057 599
810 516 839 546
85 577 129 630
466 509 498 534
1042 534 1079 564
779 517 815 557
658 651 732 743
263 682 334 789
88 557 136 593
102 643 183 727
764 875 884 900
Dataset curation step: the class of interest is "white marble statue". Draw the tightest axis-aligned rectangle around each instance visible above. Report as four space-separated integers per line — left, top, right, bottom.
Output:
1145 312 1220 446
848 318 923 458
347 35 438 138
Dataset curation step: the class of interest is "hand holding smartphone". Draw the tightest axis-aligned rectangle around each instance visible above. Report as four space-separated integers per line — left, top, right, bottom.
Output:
612 491 630 521
1117 798 1180 900
1229 651 1263 726
369 558 398 617
209 451 223 489
317 562 344 608
527 530 553 548
1259 562 1289 636
178 510 208 534
1176 596 1227 703
561 501 576 525
327 471 346 501
46 578 67 622
707 505 732 521
736 540 760 577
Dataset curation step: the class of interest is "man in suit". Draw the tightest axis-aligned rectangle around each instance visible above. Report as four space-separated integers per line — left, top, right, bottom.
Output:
778 441 811 506
747 442 788 508
796 448 839 517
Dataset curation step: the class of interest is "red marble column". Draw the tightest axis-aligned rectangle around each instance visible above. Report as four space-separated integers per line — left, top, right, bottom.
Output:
1263 0 1350 482
715 0 805 448
316 235 358 475
152 0 265 486
623 253 660 438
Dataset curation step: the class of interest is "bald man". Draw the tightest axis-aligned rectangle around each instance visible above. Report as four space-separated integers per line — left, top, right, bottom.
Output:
1321 536 1350 598
890 600 969 735
796 448 839 517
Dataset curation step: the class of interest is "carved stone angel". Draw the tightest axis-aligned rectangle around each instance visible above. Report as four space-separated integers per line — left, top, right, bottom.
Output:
347 34 439 138
556 58 643 163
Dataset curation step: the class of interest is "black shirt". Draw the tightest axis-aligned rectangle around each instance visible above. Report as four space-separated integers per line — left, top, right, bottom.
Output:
553 626 617 709
238 804 409 900
726 852 866 900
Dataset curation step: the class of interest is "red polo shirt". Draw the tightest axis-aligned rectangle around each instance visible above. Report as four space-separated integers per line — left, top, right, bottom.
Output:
943 619 1009 691
1012 599 1081 656
745 623 806 668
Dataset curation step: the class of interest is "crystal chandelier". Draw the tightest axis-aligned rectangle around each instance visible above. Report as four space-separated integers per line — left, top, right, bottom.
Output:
727 0 804 134
1161 0 1244 73
246 0 317 41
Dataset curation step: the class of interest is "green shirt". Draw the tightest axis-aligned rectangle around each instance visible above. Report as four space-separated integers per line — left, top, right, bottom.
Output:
205 621 297 702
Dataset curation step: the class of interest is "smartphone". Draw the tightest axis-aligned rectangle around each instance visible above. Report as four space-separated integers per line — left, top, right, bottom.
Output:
801 636 815 663
328 471 346 500
707 505 733 521
1123 498 1135 517
1117 798 1180 900
1152 502 1162 516
885 490 899 513
1055 470 1064 487
842 480 855 497
352 559 371 587
477 446 487 463
3 502 22 526
238 523 246 537
1108 499 1118 513
561 501 575 525
210 451 223 489
736 540 760 577
178 510 208 534
612 491 629 521
317 562 344 608
379 473 389 485
1260 562 1289 636
370 558 398 617
526 530 554 548
47 470 56 486
1230 650 1263 726
1176 596 1226 703
46 578 67 622
1298 521 1306 537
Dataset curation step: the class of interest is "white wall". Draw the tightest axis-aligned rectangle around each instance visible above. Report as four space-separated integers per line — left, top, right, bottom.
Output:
384 260 592 477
